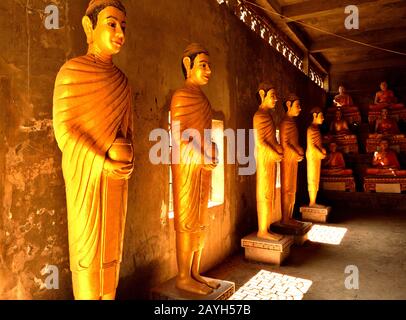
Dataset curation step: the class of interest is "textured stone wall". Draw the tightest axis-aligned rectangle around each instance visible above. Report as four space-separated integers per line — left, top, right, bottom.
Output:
0 0 325 299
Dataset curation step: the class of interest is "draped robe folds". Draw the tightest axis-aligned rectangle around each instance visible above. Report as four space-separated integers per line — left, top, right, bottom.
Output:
53 54 133 297
322 152 353 176
254 109 281 221
170 84 213 249
280 116 302 217
371 90 405 110
306 125 324 193
376 119 400 134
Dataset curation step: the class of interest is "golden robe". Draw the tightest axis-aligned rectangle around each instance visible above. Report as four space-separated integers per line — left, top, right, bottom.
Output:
306 125 324 193
53 54 133 298
170 84 213 250
254 109 281 215
280 115 303 217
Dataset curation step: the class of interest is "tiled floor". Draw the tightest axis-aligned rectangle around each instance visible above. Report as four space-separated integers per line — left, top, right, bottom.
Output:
207 207 406 300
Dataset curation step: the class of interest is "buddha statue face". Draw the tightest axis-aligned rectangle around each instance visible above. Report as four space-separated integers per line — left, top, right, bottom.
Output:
184 53 212 86
335 109 343 121
287 99 301 117
329 142 338 153
380 82 388 91
260 89 278 110
339 86 346 95
381 108 389 119
83 6 126 57
379 140 389 152
313 111 325 125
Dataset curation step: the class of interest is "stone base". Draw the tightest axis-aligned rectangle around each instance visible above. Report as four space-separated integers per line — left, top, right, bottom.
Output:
241 233 293 265
270 222 313 246
321 176 356 192
150 277 235 300
300 206 331 223
364 176 406 193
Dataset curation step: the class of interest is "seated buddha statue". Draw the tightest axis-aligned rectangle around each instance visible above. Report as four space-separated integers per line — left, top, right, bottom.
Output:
334 86 359 113
321 142 353 176
369 81 405 112
374 108 401 135
366 139 406 176
329 109 352 136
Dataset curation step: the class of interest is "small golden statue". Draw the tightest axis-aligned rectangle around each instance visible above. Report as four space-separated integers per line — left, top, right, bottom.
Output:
280 93 305 227
253 83 284 241
306 108 327 207
367 139 404 175
53 0 133 300
170 43 220 295
375 108 401 135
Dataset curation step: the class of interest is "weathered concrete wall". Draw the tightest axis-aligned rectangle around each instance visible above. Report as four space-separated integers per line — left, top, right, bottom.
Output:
0 0 325 299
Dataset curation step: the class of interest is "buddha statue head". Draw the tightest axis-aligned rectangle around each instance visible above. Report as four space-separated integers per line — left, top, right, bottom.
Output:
379 139 390 152
380 81 388 92
310 107 324 125
381 108 389 120
335 108 343 121
257 82 278 110
82 0 127 58
329 142 338 153
182 43 211 86
284 93 301 117
338 85 346 95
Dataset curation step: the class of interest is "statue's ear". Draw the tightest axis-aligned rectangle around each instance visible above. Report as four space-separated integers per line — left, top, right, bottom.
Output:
183 57 192 78
82 16 94 45
259 89 266 103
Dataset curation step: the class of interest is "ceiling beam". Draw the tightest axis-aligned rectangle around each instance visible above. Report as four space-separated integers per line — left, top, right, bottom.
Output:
281 0 377 21
330 56 406 73
310 27 406 52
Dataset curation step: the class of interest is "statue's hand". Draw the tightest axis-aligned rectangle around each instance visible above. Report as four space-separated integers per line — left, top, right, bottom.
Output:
104 158 134 180
203 153 218 171
272 152 284 163
297 154 304 162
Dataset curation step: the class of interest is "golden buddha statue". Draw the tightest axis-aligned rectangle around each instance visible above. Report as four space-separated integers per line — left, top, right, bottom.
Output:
307 108 327 207
334 86 358 113
253 83 284 241
322 142 353 176
330 108 351 136
170 43 220 295
370 81 405 111
366 139 406 176
53 0 133 300
375 108 401 135
280 93 305 227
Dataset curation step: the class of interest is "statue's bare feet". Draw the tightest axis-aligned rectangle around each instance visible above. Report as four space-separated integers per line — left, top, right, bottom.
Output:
257 231 283 241
176 277 213 295
192 273 221 290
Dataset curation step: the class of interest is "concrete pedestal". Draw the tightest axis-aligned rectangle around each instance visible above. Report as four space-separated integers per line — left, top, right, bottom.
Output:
241 233 293 265
270 222 313 246
150 277 235 300
300 206 331 223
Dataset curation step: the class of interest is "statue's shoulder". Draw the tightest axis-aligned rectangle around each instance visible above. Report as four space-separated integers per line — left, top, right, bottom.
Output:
58 55 91 72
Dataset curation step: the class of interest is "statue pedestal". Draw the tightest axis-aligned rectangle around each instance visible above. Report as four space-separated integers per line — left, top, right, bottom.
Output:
364 176 406 193
150 277 235 300
300 206 331 223
270 222 313 246
321 176 356 192
241 233 293 265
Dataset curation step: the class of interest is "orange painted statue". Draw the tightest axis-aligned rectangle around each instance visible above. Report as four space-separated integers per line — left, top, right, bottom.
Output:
170 43 220 295
306 108 327 207
322 142 353 176
334 86 358 113
280 93 305 227
366 139 406 176
375 108 401 135
53 0 133 300
369 81 405 111
254 83 284 241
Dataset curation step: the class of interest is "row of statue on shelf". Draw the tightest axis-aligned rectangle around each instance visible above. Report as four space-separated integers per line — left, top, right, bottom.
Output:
328 82 405 125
